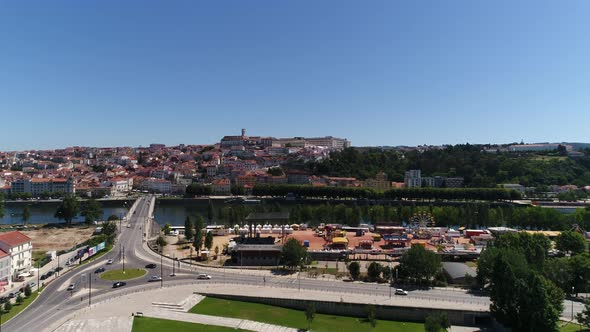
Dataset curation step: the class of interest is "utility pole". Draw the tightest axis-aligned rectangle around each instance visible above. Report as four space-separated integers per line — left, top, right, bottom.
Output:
122 246 125 273
37 261 40 291
88 272 92 307
160 245 163 288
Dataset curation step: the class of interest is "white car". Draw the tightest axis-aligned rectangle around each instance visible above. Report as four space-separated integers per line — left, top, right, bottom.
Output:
394 289 408 295
106 259 113 265
197 274 211 280
67 284 76 291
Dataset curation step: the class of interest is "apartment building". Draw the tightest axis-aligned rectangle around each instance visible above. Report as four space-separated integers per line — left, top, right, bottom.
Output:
404 170 422 188
0 231 33 281
11 177 75 195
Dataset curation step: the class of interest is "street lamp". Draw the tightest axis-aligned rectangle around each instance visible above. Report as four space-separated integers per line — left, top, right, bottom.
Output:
572 286 575 321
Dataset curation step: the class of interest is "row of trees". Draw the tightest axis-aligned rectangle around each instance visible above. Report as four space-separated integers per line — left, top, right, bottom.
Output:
346 245 442 285
252 184 521 201
301 145 590 187
54 195 104 226
477 232 565 331
181 215 215 256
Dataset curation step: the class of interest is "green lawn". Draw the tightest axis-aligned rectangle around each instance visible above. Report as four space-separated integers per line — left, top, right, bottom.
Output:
190 297 424 332
2 289 41 323
560 322 590 332
100 268 146 281
132 316 249 332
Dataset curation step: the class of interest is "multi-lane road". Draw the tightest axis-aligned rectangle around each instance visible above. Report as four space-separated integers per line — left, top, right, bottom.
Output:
1 196 579 331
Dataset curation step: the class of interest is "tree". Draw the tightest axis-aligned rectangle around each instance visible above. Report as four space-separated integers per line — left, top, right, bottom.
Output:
214 245 220 258
205 231 214 251
367 262 382 282
107 214 119 221
194 215 205 255
348 261 361 280
305 303 316 331
576 299 590 328
15 294 23 304
102 221 118 245
4 301 11 312
365 304 376 328
162 223 172 235
54 194 80 226
80 199 102 224
281 238 307 270
399 244 441 284
156 235 167 248
184 216 194 241
21 205 31 225
556 231 587 255
425 313 450 332
24 284 32 297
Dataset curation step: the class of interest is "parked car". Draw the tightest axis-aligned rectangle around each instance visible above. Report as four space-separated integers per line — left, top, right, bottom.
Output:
55 266 63 272
8 291 21 298
67 284 75 291
106 259 113 265
95 267 106 274
394 289 408 296
145 263 156 269
197 274 211 280
148 276 162 282
40 274 49 280
46 270 54 277
112 281 126 288
29 282 37 288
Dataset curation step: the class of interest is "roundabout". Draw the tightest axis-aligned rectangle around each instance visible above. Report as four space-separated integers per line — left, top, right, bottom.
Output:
100 268 147 281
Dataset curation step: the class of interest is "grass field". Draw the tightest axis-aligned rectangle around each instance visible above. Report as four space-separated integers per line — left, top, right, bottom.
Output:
190 297 424 332
560 322 590 332
132 316 249 332
100 268 146 281
2 289 41 323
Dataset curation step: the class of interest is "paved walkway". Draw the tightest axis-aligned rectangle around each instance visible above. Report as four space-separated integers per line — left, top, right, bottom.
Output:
49 283 488 332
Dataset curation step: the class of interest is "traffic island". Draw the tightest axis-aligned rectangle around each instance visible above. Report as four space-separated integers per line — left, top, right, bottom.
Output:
99 268 147 281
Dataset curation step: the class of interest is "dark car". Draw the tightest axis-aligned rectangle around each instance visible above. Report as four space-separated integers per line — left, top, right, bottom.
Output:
46 271 54 277
145 263 156 269
95 267 106 274
55 266 63 272
40 274 49 280
112 282 126 288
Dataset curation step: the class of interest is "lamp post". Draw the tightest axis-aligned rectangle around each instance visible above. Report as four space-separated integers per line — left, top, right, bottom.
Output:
572 286 575 321
160 245 163 288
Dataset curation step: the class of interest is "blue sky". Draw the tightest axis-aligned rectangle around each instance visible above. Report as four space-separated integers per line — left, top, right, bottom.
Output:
1 1 589 150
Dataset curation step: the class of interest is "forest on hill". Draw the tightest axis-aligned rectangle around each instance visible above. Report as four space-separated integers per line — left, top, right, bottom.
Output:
296 145 590 188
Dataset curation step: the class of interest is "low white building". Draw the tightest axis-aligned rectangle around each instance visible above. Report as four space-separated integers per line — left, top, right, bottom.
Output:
0 231 33 281
0 250 11 288
144 178 172 193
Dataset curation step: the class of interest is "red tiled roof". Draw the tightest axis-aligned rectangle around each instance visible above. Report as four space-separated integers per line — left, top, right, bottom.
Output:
0 249 7 258
0 231 31 247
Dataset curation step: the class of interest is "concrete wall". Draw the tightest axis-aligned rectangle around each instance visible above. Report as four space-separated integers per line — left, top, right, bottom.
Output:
199 293 491 326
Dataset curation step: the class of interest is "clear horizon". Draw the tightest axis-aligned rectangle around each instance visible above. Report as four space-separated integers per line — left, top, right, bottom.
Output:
2 1 589 151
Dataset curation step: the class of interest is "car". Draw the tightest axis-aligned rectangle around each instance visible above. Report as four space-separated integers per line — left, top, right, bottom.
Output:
29 282 37 288
394 289 408 296
55 266 63 272
112 281 126 288
197 274 211 280
106 259 114 265
46 270 54 277
148 276 162 282
145 263 157 269
8 291 21 298
95 267 106 274
40 274 49 280
67 284 75 291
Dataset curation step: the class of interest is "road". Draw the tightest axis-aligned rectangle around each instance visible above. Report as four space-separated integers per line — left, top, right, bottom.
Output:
1 196 583 331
